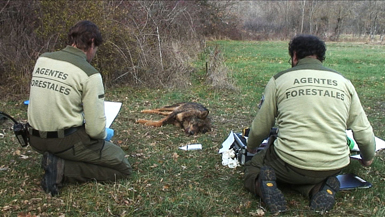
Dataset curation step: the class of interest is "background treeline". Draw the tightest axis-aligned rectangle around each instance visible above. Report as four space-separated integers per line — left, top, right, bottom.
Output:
239 0 385 41
1 0 384 94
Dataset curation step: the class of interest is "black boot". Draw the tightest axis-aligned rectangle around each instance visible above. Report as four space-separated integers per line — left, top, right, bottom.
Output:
257 166 287 213
41 152 64 196
310 176 340 212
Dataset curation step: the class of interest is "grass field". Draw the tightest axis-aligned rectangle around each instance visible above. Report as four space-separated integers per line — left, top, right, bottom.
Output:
1 40 385 216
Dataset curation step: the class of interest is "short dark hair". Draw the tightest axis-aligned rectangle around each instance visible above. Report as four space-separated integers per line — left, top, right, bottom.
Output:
68 20 103 51
288 35 326 62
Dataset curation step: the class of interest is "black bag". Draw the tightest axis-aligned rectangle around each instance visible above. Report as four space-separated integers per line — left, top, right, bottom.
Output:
0 111 29 147
231 128 278 165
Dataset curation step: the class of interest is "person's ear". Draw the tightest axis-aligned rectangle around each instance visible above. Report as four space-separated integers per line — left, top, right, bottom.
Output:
292 52 298 67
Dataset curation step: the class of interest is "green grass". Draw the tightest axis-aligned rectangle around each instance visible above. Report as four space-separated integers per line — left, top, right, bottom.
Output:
1 40 385 216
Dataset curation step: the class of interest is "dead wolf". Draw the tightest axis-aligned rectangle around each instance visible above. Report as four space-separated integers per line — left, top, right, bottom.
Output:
136 102 211 135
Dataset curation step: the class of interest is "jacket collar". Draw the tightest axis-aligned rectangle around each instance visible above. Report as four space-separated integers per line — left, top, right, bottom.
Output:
63 46 87 60
296 57 322 66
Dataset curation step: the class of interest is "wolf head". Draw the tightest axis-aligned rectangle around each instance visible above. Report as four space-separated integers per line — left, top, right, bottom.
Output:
183 117 211 135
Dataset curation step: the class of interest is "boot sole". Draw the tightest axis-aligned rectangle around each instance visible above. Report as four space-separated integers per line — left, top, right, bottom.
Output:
259 166 287 213
310 176 340 212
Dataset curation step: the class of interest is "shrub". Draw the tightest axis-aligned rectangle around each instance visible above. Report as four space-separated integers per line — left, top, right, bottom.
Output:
0 0 243 94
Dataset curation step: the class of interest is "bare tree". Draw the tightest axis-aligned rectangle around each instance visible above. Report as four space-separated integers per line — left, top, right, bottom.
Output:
300 0 306 34
237 0 385 42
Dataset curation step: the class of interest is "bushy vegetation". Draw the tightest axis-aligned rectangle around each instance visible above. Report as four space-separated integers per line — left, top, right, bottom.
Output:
2 1 385 95
0 0 242 94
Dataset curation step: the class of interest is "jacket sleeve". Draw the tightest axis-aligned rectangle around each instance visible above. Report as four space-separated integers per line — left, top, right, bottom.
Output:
346 84 376 161
82 73 107 139
247 77 277 150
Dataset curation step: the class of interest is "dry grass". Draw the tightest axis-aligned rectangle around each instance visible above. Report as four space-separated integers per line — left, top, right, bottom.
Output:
205 45 238 91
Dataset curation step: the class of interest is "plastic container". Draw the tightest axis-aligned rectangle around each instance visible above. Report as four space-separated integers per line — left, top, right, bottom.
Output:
179 144 202 151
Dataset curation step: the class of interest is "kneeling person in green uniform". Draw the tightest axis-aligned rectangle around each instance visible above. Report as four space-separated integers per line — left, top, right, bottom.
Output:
28 20 132 196
244 35 375 213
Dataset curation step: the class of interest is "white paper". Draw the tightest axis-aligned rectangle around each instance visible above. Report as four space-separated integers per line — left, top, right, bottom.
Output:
350 154 362 160
104 101 122 128
374 137 385 151
218 131 234 153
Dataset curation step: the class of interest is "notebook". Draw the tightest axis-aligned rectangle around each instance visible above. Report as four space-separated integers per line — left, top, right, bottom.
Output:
337 174 372 190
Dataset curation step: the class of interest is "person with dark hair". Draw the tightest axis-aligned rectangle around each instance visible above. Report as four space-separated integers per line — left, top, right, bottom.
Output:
244 34 375 213
27 20 132 196
68 20 103 55
288 34 326 62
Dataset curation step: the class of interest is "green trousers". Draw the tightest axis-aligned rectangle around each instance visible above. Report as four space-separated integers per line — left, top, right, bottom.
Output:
244 136 342 198
29 126 132 183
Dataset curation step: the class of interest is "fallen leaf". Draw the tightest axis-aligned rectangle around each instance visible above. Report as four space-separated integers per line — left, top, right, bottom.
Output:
2 205 11 211
172 152 179 161
244 200 252 209
20 155 29 159
249 208 265 216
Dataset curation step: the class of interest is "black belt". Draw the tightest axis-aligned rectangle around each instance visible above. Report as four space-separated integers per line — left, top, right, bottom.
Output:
31 126 81 138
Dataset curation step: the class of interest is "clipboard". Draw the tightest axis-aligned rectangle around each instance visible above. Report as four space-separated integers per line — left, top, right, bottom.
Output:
337 174 372 190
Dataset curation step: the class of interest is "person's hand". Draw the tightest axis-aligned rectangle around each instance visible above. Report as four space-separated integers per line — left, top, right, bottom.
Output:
359 158 373 167
105 128 114 141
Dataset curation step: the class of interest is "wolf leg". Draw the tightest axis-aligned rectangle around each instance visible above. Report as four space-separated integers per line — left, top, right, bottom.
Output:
136 114 173 127
141 109 173 116
136 119 164 127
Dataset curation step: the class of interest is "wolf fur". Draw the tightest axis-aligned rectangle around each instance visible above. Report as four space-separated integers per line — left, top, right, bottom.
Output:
136 102 211 135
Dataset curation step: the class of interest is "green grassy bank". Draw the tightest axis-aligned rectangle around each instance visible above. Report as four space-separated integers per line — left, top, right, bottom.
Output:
1 40 384 216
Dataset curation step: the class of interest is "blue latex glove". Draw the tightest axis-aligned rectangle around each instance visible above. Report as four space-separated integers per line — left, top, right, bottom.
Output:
105 128 114 141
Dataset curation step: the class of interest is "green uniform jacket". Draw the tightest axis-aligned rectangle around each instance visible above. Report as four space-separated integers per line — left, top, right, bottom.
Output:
28 46 106 139
247 58 376 171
